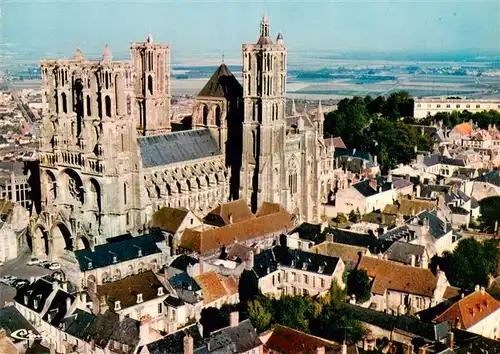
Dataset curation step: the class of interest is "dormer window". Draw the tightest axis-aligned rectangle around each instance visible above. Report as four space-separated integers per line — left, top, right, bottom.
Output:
137 293 143 303
302 262 308 270
157 287 164 296
24 295 28 305
114 301 121 311
88 261 92 269
112 256 117 263
318 265 324 274
33 299 39 309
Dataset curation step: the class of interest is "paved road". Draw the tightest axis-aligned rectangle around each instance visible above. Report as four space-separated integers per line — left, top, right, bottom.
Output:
0 251 50 306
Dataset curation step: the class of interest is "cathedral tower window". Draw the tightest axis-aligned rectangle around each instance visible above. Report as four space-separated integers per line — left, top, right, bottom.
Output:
61 93 67 113
155 185 161 199
247 75 251 96
123 183 128 204
86 96 91 116
148 75 153 95
215 106 221 127
105 96 111 117
126 95 131 115
252 131 257 158
202 105 209 126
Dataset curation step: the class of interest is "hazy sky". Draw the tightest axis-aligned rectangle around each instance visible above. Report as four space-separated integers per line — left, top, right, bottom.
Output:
2 0 499 60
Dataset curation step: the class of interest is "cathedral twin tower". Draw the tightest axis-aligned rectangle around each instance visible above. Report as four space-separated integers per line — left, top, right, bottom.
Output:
32 15 333 258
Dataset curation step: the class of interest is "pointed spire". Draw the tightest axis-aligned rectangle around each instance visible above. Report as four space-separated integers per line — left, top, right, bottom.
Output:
291 99 297 115
260 11 270 37
222 53 225 64
316 99 323 121
146 33 153 43
303 99 308 114
74 48 84 61
103 44 112 61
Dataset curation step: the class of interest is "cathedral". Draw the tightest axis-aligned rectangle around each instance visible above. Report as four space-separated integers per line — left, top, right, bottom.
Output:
29 15 343 259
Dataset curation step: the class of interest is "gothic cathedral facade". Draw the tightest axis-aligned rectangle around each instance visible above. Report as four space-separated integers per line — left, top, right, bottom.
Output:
29 15 340 260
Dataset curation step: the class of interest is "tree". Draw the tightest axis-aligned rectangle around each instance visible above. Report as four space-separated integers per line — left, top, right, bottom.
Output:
200 307 225 337
442 238 499 290
478 196 500 232
348 209 361 223
248 295 273 333
346 269 371 303
239 269 260 303
383 91 414 120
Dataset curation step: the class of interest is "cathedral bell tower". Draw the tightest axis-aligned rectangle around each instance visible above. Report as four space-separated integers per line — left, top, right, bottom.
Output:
240 14 287 212
131 34 172 136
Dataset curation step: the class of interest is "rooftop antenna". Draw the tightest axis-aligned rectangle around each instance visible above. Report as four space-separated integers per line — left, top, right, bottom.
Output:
222 53 225 64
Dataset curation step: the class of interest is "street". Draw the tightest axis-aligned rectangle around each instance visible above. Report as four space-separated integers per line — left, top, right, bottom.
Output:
0 251 50 306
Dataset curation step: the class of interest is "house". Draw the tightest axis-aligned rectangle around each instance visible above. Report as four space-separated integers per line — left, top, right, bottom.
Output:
383 241 429 268
311 239 370 270
167 254 201 278
207 312 263 354
137 324 206 354
260 325 353 354
334 148 380 175
464 170 500 201
95 270 169 330
150 206 203 254
357 256 450 314
390 164 436 184
203 199 255 227
165 272 204 330
341 302 451 353
433 287 500 340
0 305 40 354
180 206 293 256
334 177 413 216
73 230 165 289
252 245 345 298
0 199 29 262
193 271 239 309
413 153 467 178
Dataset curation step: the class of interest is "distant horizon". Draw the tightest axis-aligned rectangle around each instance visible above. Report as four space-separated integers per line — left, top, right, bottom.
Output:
2 0 498 62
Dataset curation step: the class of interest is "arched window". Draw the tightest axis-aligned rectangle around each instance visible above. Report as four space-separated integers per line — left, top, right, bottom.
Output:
105 96 111 117
126 95 131 115
61 93 67 113
289 173 298 195
86 96 91 116
186 180 191 191
148 75 153 95
247 75 251 95
215 106 221 127
176 181 182 194
105 73 109 89
121 133 125 151
166 183 172 196
123 183 128 204
252 131 257 158
156 185 161 199
203 105 209 126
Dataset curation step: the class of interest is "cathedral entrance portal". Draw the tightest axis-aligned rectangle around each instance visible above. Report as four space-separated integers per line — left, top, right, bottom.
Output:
51 223 74 256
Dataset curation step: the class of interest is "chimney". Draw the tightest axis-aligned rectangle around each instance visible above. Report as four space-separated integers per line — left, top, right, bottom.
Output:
30 276 35 284
326 233 334 242
10 171 17 203
415 184 421 198
437 192 445 210
136 293 143 303
410 254 416 267
140 315 152 342
374 155 378 166
52 281 59 291
342 341 347 354
495 220 498 234
316 346 326 354
184 334 194 354
80 292 88 305
423 217 430 231
157 286 164 296
387 174 392 183
447 331 454 350
186 263 194 277
61 281 68 292
229 311 239 328
113 300 121 311
245 251 254 270
198 255 204 275
66 297 72 311
228 213 233 224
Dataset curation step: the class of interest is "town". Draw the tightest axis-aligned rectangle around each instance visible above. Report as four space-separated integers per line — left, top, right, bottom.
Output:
0 12 499 354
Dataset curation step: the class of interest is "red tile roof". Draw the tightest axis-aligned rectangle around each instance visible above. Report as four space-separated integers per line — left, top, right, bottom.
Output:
324 137 347 149
181 209 293 254
263 325 340 354
194 272 237 304
435 290 500 329
358 257 438 297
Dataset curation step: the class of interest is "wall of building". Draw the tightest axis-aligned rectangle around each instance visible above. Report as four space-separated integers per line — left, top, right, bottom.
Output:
414 99 500 119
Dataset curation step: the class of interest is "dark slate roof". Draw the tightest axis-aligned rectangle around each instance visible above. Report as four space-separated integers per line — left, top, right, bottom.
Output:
335 148 373 161
329 228 384 253
109 317 140 350
452 329 500 354
379 225 418 243
14 278 55 314
61 309 95 341
210 319 262 353
474 170 500 187
414 210 452 238
86 310 120 349
422 153 466 167
352 180 392 198
0 305 39 343
384 241 425 265
290 222 324 244
42 289 75 327
253 246 340 278
197 64 243 99
450 206 469 215
139 129 222 168
342 303 450 342
169 272 201 292
470 197 480 209
74 232 162 272
170 254 199 272
145 325 208 354
164 296 185 307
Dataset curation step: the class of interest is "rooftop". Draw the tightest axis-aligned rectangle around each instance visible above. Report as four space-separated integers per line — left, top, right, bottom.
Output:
139 129 222 168
197 63 243 99
150 207 190 233
204 199 255 227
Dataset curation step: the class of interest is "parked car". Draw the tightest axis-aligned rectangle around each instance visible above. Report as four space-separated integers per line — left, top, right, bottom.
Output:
0 275 17 286
12 279 28 288
27 258 41 266
48 262 61 270
39 260 50 268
